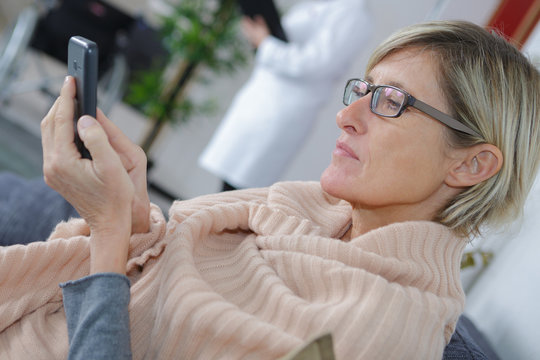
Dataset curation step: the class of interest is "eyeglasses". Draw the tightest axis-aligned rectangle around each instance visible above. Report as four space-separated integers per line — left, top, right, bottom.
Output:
343 79 481 137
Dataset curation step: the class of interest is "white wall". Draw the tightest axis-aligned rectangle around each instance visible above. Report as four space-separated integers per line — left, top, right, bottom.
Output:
465 174 540 359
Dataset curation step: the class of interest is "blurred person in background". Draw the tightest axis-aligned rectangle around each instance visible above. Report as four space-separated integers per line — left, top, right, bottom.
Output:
199 0 372 191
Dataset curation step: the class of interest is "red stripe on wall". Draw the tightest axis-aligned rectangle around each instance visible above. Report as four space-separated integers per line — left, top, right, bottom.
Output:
487 0 540 48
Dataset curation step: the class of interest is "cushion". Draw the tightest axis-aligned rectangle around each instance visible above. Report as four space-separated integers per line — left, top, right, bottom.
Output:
443 315 500 360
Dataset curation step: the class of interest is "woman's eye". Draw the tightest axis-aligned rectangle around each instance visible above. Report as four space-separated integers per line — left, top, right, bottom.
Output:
384 98 401 111
353 86 366 97
381 88 404 112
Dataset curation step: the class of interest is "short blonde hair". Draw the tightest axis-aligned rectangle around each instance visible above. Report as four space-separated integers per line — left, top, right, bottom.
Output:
367 21 540 237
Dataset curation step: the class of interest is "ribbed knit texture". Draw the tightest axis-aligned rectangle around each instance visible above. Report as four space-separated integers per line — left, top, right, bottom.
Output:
0 181 466 359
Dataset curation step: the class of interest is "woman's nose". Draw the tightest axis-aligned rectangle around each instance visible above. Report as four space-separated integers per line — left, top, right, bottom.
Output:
336 95 371 135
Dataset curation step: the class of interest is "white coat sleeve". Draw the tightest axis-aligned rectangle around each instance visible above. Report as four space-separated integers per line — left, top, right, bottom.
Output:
254 1 372 80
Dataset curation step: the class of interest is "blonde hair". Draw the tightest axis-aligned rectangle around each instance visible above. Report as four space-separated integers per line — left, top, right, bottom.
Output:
367 21 540 237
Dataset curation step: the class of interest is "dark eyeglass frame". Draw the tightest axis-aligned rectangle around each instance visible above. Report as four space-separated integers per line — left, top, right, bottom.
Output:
343 79 481 138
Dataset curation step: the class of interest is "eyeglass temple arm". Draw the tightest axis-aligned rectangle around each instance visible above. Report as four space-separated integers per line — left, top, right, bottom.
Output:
410 98 481 137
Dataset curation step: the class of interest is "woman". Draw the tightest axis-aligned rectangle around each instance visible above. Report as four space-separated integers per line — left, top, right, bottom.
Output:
0 20 538 359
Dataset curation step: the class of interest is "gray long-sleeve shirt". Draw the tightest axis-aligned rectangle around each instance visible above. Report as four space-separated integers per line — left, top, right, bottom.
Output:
60 273 132 360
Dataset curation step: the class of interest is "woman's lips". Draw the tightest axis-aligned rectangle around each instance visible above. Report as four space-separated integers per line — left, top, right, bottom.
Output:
333 141 359 160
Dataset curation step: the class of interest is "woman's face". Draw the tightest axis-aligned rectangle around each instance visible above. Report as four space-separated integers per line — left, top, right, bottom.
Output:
321 49 459 218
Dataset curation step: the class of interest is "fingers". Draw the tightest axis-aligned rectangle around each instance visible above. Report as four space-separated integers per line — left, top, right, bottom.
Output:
77 116 122 169
241 16 269 47
60 75 77 98
254 15 266 26
45 76 78 156
54 77 77 153
95 108 147 172
93 110 150 234
41 76 78 178
41 97 60 161
241 16 255 31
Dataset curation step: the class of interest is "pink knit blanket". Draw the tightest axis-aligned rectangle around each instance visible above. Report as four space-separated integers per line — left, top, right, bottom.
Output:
0 181 466 359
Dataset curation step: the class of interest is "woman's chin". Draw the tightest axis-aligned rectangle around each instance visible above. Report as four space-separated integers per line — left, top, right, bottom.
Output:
320 166 342 197
320 163 363 203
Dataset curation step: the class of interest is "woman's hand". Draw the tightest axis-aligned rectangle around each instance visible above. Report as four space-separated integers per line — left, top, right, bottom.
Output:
241 15 271 48
41 77 150 273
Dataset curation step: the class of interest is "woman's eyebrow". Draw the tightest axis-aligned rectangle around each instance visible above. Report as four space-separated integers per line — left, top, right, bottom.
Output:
364 75 407 92
388 81 408 92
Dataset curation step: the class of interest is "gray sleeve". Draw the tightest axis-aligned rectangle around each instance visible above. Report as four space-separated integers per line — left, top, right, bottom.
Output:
60 273 132 360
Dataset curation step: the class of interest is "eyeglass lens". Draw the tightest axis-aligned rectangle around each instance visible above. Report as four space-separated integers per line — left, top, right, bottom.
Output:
372 87 406 117
345 80 407 117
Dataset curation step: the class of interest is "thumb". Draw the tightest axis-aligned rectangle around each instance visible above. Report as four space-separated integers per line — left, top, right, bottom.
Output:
78 116 116 162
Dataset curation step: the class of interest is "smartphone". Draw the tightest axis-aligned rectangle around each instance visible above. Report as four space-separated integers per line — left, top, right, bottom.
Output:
67 36 98 159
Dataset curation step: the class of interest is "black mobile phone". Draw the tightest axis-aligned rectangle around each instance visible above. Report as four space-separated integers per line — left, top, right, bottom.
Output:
67 35 98 159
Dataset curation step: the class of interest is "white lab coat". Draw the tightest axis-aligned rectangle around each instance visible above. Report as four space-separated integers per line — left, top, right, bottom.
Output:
199 0 372 188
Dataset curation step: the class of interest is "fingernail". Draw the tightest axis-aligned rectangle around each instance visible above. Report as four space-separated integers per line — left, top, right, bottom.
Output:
79 116 95 129
64 76 70 84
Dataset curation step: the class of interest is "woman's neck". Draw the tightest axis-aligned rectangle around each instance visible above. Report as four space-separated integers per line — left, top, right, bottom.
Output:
347 203 440 239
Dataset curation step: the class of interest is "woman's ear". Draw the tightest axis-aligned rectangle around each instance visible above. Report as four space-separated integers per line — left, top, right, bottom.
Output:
445 144 503 188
